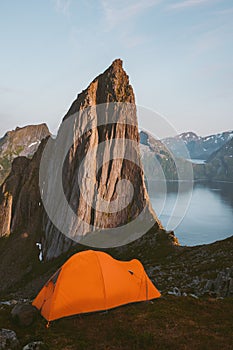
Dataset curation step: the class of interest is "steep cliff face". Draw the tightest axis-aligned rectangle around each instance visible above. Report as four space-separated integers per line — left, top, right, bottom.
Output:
0 140 48 294
0 139 47 238
0 124 50 184
42 59 161 259
0 59 162 263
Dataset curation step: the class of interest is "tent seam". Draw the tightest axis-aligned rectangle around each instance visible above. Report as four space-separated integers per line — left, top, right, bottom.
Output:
47 268 63 321
94 251 107 311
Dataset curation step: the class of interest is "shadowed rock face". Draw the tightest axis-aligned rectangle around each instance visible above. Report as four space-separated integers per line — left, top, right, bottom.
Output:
193 138 233 182
0 140 48 238
0 59 162 262
0 140 49 295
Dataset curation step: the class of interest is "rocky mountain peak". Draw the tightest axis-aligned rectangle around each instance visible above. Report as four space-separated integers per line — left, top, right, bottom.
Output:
3 123 49 139
0 123 50 184
178 132 199 141
63 59 134 121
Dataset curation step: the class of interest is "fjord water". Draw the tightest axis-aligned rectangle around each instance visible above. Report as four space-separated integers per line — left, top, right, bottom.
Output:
149 181 233 246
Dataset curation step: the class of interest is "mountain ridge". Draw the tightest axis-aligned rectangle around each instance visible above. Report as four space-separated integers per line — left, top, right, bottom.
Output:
163 130 233 160
0 123 50 184
140 129 233 182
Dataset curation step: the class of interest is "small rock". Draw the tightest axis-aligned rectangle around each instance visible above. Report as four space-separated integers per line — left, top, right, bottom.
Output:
168 287 181 297
173 287 181 296
0 300 20 306
189 294 199 299
192 277 199 285
228 278 233 296
204 280 213 292
11 304 38 327
225 267 231 278
0 328 20 350
22 341 48 350
0 301 11 306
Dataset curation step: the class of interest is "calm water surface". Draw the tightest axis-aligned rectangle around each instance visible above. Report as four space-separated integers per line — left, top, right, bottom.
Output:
149 181 233 246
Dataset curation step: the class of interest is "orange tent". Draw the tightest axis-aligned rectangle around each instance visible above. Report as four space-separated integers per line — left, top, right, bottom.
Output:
32 250 161 321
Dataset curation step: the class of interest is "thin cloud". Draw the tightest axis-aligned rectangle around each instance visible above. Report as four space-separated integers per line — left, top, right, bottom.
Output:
101 0 161 30
52 0 72 15
167 0 211 11
188 23 231 59
120 31 147 48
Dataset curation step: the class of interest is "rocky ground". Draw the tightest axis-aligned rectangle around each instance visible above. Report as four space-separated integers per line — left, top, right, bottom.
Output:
1 230 233 301
147 236 233 298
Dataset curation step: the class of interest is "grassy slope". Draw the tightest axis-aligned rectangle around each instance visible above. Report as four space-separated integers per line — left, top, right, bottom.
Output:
1 297 233 350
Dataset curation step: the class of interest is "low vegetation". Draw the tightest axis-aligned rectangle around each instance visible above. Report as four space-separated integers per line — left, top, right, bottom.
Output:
0 232 232 349
1 296 233 349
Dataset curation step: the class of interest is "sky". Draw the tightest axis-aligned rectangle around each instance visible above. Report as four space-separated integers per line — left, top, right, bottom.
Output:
0 0 233 138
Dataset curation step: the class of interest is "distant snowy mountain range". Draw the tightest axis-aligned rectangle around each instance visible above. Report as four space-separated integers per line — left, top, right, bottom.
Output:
140 130 233 182
162 131 233 160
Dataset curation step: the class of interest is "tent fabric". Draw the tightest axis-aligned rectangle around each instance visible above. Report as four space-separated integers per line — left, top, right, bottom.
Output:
32 250 161 321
